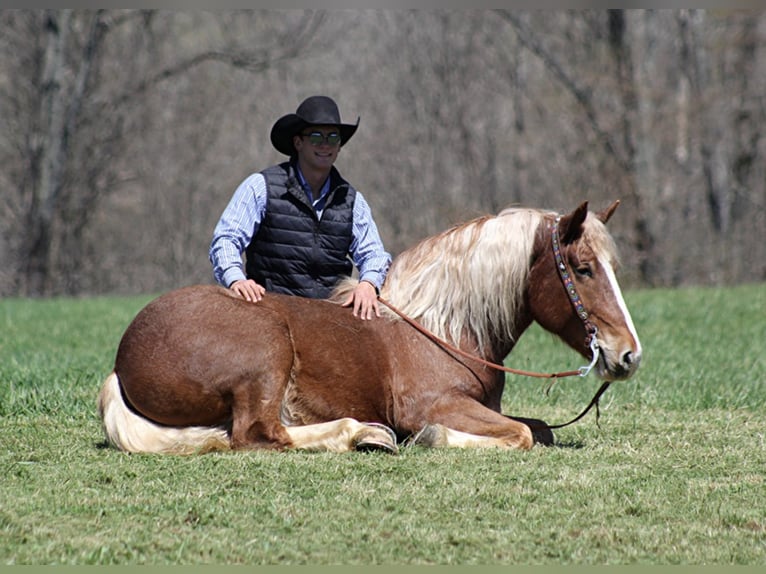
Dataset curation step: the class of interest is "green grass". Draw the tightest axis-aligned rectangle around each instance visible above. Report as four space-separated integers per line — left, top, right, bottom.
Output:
1 285 764 565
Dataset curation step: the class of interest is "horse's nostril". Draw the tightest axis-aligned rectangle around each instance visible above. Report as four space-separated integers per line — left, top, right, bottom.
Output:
622 351 633 366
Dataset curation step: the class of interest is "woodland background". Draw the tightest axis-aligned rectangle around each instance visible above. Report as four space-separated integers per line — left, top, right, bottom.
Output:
1 9 765 297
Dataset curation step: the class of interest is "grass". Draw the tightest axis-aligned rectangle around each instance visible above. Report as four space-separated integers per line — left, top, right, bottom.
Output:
0 284 764 565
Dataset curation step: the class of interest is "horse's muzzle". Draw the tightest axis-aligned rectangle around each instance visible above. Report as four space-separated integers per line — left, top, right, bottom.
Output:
598 345 642 381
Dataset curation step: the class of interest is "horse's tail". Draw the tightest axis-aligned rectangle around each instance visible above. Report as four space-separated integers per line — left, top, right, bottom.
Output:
97 372 230 455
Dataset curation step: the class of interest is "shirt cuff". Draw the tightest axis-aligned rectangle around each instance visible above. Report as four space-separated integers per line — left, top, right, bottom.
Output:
222 267 247 288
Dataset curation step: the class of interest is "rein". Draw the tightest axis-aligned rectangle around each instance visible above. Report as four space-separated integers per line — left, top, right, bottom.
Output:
376 215 612 431
377 297 591 379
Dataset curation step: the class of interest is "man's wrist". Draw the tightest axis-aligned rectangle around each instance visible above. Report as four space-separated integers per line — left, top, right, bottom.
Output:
360 279 380 295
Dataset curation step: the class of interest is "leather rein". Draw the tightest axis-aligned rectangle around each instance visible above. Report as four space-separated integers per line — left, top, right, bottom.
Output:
377 215 611 431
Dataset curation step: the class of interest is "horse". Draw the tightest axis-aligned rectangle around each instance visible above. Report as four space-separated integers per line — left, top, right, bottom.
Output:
97 201 642 455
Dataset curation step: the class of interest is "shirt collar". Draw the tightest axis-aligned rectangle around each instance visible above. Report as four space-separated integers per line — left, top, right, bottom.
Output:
295 164 331 206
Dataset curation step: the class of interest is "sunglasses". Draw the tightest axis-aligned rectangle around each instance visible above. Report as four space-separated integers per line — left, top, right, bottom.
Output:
300 131 342 146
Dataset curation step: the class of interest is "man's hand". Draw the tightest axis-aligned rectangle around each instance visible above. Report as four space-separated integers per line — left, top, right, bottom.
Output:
342 280 380 320
230 279 265 302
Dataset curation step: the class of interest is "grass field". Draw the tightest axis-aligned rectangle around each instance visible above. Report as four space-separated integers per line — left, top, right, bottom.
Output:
1 284 764 565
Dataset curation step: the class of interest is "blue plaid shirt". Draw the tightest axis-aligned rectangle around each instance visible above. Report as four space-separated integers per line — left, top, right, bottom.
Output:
210 168 391 291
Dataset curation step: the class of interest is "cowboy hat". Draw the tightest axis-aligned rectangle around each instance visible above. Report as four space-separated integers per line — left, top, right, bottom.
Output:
270 95 359 156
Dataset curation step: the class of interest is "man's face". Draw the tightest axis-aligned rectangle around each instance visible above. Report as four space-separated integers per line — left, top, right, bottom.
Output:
293 125 341 172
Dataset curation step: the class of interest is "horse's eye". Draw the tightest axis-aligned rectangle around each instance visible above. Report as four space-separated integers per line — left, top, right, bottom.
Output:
576 265 593 278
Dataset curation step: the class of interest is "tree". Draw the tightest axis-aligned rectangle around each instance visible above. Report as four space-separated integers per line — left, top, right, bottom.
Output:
1 10 764 295
0 10 325 296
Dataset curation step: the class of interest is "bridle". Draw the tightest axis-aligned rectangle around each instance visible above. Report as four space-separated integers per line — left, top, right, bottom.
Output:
377 214 612 430
550 216 600 361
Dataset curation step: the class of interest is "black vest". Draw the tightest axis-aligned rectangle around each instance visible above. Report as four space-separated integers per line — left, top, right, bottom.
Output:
245 161 356 299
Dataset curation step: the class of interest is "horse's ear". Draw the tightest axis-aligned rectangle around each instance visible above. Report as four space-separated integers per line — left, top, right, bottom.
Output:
596 200 620 224
559 201 589 244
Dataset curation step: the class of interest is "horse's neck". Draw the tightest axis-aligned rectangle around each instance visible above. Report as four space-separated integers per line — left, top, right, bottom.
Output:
464 309 533 366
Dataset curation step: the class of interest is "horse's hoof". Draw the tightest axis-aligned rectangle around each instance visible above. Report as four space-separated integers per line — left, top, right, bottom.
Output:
353 422 398 455
507 416 555 446
531 427 555 446
409 423 447 448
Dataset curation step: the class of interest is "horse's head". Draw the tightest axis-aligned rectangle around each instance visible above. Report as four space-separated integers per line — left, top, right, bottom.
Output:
527 201 642 381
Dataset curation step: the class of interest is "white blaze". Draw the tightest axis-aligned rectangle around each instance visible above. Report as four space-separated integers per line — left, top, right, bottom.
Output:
599 254 642 358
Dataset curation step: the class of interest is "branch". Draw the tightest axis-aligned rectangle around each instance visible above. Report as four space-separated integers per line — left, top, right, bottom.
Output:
110 10 327 110
495 10 632 173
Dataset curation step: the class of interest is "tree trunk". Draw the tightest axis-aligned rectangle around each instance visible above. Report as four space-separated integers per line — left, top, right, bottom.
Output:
609 9 661 285
23 10 72 296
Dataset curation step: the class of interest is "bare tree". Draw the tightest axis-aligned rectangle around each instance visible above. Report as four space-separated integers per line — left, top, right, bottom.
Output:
0 9 325 296
2 10 764 296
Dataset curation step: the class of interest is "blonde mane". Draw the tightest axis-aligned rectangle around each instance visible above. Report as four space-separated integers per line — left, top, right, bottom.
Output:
380 208 549 351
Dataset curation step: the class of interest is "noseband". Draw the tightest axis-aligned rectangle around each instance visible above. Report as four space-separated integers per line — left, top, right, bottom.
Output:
377 213 612 431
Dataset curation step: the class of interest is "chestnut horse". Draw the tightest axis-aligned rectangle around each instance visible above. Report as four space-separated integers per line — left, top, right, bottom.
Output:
98 201 642 454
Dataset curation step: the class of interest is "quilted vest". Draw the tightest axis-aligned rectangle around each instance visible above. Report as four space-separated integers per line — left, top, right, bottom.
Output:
245 161 355 299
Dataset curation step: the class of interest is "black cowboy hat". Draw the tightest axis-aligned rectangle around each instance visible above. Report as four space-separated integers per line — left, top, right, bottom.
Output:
270 95 359 156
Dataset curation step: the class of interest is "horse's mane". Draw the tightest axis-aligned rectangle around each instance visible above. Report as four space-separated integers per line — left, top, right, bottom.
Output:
333 206 618 353
383 207 550 351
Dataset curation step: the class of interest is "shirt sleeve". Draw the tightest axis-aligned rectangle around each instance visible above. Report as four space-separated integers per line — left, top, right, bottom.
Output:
350 192 392 291
209 173 267 287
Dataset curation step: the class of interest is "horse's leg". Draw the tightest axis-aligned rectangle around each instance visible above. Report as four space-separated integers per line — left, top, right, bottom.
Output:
228 367 398 453
225 321 301 450
409 401 536 450
283 419 398 454
228 371 295 450
411 424 542 450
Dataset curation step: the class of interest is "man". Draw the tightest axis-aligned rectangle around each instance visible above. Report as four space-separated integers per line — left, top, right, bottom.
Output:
210 95 391 319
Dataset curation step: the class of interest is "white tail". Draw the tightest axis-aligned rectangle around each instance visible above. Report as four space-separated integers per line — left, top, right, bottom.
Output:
97 372 230 455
